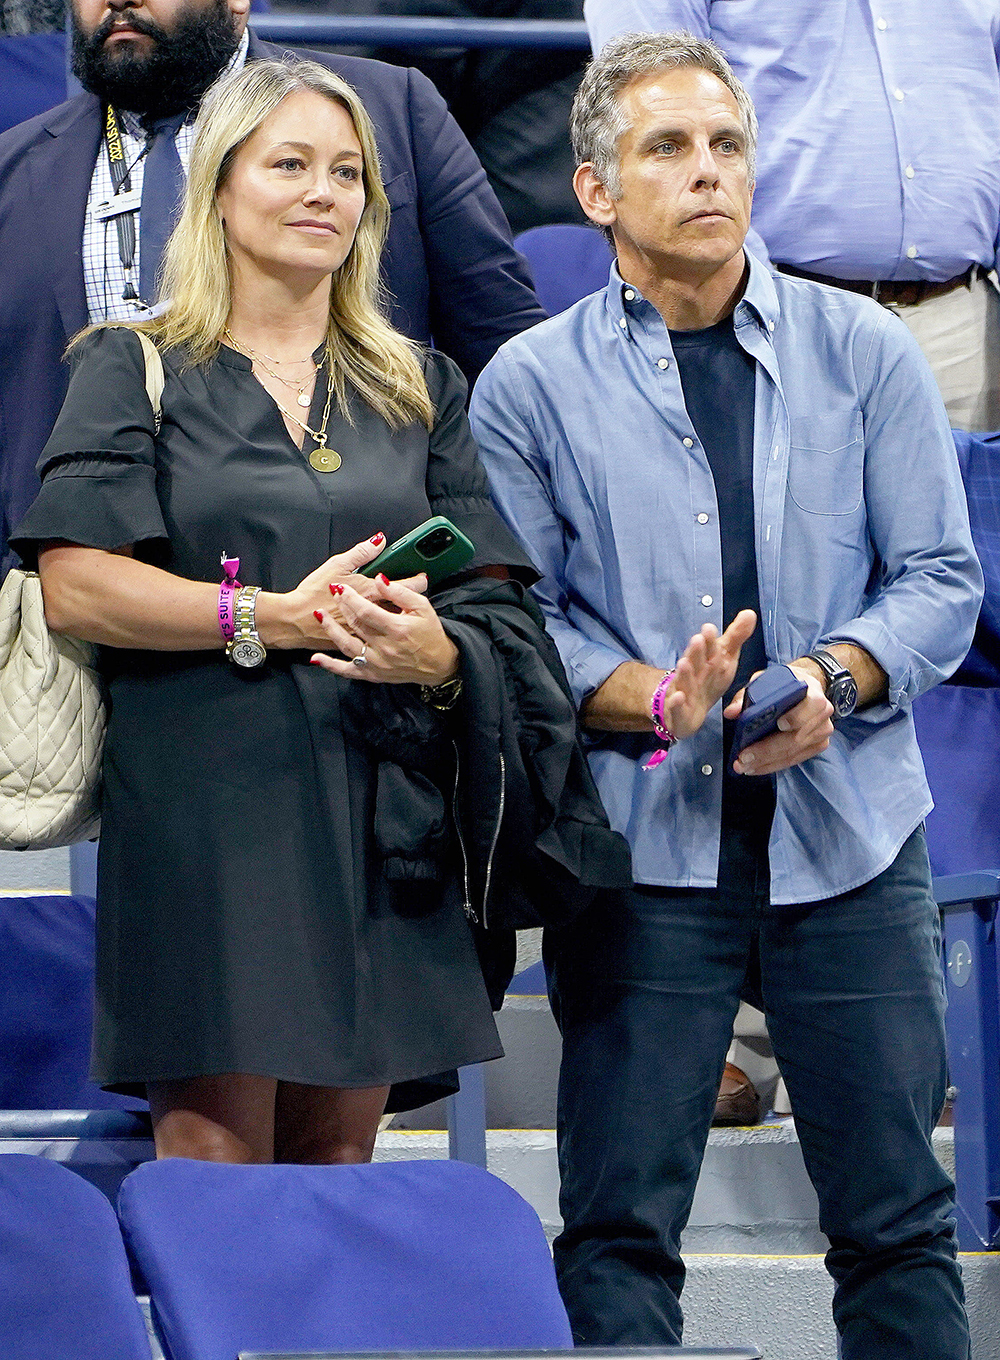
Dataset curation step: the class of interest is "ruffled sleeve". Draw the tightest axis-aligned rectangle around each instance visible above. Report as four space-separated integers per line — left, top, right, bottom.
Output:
9 327 169 568
423 350 537 580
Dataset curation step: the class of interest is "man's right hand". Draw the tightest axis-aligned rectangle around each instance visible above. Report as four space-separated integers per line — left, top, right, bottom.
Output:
581 609 757 735
659 609 758 738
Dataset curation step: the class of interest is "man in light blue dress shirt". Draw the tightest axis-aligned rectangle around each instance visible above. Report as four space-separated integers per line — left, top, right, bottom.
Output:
470 32 982 1358
584 0 1000 432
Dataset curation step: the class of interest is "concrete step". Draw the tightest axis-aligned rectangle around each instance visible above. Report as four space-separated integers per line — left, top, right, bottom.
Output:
389 992 786 1132
376 1122 956 1249
390 994 561 1130
372 1126 1000 1360
680 1252 1000 1360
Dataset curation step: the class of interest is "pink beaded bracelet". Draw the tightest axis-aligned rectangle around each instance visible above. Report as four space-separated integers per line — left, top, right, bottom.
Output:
644 668 677 771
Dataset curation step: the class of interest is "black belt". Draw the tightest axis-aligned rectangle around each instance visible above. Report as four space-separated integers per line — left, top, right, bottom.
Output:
775 262 986 307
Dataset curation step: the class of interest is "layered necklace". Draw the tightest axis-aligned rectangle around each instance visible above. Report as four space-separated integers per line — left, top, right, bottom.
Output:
225 328 342 472
226 329 317 406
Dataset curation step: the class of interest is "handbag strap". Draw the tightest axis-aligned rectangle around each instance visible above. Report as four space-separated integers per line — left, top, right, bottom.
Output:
108 325 165 434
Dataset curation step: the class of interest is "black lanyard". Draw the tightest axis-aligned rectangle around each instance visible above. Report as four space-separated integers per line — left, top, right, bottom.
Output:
103 105 141 302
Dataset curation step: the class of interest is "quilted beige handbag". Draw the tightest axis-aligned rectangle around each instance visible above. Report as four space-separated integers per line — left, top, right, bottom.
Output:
0 329 164 851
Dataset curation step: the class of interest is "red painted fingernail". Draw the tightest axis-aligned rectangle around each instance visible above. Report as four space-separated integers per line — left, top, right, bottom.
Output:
313 610 324 622
310 657 322 665
329 583 343 596
378 573 390 585
370 532 384 545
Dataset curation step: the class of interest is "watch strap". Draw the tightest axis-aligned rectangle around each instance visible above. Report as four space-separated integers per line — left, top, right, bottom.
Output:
226 585 266 666
806 647 858 717
807 647 847 691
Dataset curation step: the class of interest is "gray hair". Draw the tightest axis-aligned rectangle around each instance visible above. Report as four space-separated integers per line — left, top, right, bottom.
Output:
571 31 758 196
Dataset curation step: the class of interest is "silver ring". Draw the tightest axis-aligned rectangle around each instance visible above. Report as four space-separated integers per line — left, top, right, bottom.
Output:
352 642 369 669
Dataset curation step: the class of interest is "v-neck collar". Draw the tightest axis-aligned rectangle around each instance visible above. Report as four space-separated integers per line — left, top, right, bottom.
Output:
216 341 333 457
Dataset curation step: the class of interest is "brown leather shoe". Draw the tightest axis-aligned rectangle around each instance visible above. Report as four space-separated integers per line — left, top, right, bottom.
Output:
712 1062 762 1126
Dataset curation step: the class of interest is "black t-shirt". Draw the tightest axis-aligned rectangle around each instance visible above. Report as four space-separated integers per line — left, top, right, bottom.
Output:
670 314 775 823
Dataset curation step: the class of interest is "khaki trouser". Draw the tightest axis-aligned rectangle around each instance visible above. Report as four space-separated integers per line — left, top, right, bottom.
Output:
890 270 1000 432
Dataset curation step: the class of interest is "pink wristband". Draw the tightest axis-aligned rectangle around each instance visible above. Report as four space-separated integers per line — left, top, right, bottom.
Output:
218 554 241 643
644 669 676 771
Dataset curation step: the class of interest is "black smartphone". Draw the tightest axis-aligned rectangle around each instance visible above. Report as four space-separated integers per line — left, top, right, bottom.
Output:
732 664 808 758
359 516 475 587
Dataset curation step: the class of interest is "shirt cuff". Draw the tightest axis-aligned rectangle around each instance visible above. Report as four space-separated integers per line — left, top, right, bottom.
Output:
562 638 634 710
822 619 920 722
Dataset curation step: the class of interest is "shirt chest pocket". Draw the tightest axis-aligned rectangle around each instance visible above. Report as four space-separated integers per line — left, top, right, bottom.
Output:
787 411 864 515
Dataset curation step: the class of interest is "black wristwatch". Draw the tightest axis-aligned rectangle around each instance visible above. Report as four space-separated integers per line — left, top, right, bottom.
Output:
806 647 858 719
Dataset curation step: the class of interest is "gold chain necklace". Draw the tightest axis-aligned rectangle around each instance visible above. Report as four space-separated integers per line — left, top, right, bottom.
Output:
225 327 317 408
226 330 342 472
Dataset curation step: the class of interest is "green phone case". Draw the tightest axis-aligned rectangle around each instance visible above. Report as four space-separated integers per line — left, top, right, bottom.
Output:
359 515 476 586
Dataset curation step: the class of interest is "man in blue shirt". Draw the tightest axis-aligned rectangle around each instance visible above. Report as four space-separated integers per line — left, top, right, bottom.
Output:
471 32 982 1358
584 0 1000 433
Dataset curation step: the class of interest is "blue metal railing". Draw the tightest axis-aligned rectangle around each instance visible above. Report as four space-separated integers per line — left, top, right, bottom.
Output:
249 14 590 50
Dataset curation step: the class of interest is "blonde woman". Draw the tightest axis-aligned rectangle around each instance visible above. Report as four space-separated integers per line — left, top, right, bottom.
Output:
12 57 750 1164
10 59 542 1164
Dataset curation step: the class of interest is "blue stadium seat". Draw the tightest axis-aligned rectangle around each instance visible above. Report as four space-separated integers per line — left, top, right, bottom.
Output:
915 683 1000 1249
0 1153 153 1360
117 1158 573 1360
916 686 1000 877
0 892 146 1113
514 223 613 316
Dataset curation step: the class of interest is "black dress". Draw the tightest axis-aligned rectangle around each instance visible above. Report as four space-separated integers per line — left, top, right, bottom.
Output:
12 327 532 1095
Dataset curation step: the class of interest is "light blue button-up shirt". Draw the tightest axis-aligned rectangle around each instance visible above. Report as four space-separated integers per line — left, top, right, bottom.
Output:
584 0 1000 281
470 256 983 903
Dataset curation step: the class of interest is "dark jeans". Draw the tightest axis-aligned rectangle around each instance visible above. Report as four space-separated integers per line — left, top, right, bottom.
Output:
544 816 970 1359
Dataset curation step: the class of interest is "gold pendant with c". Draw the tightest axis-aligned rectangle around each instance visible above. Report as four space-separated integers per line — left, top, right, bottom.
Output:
309 447 342 473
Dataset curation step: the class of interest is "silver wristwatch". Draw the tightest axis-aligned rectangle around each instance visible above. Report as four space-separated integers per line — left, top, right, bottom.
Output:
226 585 267 668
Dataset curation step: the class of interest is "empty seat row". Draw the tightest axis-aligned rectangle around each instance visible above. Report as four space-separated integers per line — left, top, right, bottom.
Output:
0 1153 763 1359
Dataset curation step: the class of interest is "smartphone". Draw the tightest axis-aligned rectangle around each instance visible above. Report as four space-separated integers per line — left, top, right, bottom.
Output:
359 516 476 587
732 664 808 758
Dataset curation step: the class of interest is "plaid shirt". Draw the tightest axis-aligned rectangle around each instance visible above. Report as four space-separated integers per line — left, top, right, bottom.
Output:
82 30 248 323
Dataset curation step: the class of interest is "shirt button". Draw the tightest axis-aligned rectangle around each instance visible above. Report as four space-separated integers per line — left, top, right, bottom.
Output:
907 244 918 259
683 436 694 448
905 164 915 179
619 317 628 330
768 319 775 331
697 512 709 524
893 87 905 101
701 594 713 607
701 764 713 776
623 288 636 301
876 16 888 29
657 357 669 370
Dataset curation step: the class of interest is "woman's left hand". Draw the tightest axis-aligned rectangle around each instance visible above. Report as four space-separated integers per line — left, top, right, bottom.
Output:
310 573 459 685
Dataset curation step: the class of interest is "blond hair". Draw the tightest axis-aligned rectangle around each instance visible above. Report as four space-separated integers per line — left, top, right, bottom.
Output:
91 59 433 430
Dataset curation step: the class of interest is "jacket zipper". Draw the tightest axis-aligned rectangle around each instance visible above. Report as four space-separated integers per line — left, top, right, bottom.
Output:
451 741 475 923
480 752 506 932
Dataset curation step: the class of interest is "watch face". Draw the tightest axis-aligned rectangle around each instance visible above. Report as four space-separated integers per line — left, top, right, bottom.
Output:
230 638 266 668
831 674 858 718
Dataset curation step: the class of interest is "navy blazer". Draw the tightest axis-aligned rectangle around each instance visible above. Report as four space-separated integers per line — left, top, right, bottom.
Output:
0 35 545 568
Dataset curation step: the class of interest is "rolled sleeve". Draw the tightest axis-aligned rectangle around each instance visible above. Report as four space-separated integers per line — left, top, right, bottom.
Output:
9 327 168 567
548 629 631 708
824 314 984 716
